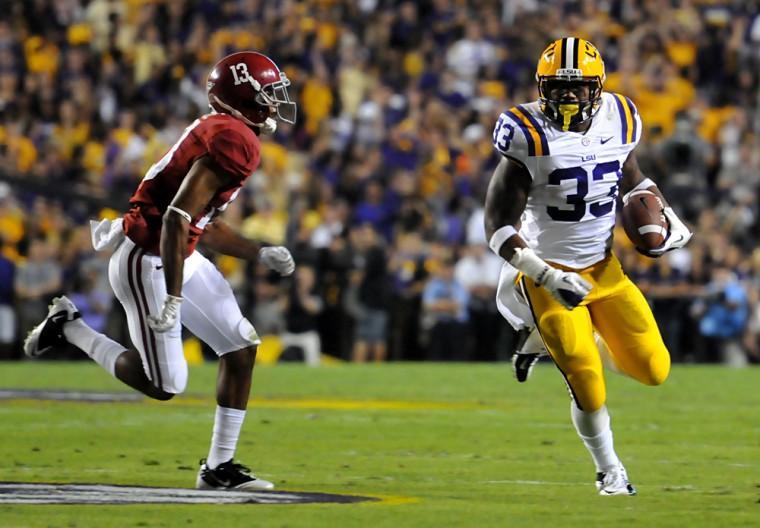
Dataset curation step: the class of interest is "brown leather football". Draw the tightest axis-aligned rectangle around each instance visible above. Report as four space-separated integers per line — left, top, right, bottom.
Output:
622 190 668 251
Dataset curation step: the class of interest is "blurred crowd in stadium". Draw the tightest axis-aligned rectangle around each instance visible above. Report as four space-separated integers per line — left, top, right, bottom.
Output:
0 0 758 365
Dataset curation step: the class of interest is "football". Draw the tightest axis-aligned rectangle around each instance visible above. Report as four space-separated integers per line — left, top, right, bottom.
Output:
621 190 668 252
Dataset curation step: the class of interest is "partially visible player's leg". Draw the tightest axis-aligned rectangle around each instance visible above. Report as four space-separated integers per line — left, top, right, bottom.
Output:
201 346 259 473
24 294 129 377
570 402 635 495
523 274 634 495
511 327 545 382
522 277 605 410
588 257 671 386
496 263 547 381
108 239 187 399
181 253 272 491
24 239 184 401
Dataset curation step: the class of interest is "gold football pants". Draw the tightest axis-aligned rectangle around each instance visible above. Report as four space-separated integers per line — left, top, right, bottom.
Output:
522 253 670 411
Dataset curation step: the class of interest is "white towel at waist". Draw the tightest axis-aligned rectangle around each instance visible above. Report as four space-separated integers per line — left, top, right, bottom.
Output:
90 217 125 252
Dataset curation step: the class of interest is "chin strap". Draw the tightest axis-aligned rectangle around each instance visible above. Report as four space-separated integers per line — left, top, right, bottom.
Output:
258 117 277 135
210 96 277 135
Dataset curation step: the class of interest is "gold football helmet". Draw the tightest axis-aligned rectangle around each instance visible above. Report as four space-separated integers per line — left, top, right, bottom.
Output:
536 38 606 131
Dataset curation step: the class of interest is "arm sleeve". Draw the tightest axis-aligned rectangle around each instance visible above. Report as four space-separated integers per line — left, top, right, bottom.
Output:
207 130 260 181
492 112 531 167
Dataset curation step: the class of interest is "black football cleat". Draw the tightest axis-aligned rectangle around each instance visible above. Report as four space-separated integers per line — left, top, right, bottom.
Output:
196 458 274 491
511 327 546 382
512 352 541 383
24 296 81 358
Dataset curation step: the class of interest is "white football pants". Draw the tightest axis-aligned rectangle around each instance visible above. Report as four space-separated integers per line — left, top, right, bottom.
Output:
108 236 260 394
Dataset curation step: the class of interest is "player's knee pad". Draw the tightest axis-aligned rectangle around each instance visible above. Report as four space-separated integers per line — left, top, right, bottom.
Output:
235 317 259 345
216 318 260 357
643 349 670 386
237 317 260 346
160 362 188 394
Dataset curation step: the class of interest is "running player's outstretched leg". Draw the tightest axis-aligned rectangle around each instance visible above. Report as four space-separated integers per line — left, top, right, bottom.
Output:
24 296 176 401
522 276 635 496
196 345 274 491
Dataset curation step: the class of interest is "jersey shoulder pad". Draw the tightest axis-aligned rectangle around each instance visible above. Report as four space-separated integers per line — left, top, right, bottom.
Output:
492 104 551 163
205 118 261 180
606 92 642 145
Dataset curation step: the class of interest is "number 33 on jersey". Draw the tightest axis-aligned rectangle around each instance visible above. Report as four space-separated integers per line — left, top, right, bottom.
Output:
492 93 642 268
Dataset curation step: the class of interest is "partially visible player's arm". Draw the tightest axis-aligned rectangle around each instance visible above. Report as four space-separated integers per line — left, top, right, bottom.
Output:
484 157 531 261
201 220 295 276
484 157 591 310
161 157 228 296
620 151 692 256
201 219 260 259
620 150 669 205
147 157 228 333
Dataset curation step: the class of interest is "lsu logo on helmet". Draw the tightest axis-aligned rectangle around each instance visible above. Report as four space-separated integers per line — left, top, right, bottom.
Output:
536 38 606 131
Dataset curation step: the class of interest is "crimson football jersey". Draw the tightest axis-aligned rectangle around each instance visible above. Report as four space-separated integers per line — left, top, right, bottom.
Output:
123 113 260 255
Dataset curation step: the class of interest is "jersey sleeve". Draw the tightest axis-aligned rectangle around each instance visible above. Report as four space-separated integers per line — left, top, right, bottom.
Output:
207 129 260 182
632 102 643 145
624 95 643 145
611 93 643 146
492 111 531 166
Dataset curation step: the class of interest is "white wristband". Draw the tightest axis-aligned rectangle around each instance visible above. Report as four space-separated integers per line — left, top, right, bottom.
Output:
488 225 518 256
167 205 192 223
509 247 552 285
622 177 656 204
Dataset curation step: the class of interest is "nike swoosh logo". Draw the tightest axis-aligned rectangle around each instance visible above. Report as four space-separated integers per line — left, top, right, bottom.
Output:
156 265 163 270
49 311 70 324
600 137 614 144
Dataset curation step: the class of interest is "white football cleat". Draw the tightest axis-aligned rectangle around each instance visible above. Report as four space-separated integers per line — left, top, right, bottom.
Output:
196 459 274 491
23 296 81 358
596 463 637 496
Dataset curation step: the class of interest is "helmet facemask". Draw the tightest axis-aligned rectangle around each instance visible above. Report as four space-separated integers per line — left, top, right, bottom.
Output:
254 72 297 124
538 75 602 131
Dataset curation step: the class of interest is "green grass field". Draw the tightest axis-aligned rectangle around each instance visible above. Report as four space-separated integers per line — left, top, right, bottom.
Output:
0 361 758 527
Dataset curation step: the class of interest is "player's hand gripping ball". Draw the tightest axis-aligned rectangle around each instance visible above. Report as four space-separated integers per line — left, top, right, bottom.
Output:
622 190 693 257
622 190 668 254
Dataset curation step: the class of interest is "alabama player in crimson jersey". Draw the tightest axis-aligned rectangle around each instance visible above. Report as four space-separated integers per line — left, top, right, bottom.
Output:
24 51 297 491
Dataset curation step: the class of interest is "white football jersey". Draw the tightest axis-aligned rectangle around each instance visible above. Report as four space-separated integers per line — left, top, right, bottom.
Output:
492 92 642 268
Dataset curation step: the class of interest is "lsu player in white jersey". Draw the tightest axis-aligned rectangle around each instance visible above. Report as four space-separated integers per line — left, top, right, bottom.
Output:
485 38 692 495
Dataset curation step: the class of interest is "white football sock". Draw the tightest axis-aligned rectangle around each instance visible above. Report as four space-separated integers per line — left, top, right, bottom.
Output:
207 406 246 469
63 319 126 377
570 403 620 473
